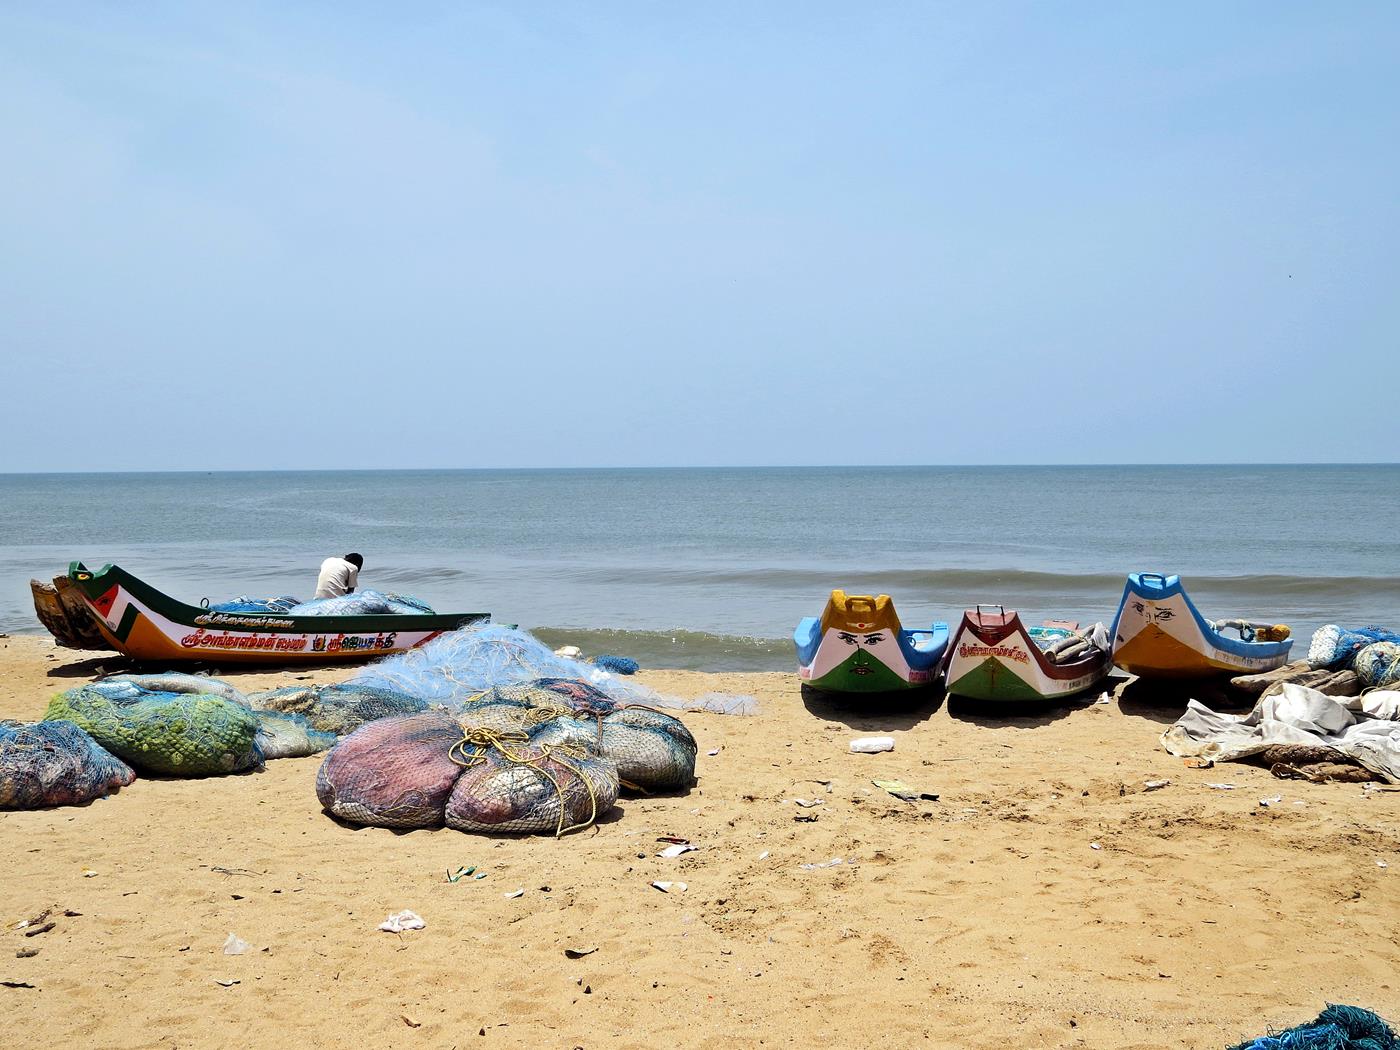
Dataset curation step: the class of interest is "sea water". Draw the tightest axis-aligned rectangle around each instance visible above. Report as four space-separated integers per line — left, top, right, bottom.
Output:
1 465 1396 671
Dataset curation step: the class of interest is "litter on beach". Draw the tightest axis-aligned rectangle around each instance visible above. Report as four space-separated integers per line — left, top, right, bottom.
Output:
657 843 697 858
378 911 425 933
651 881 687 893
849 737 895 754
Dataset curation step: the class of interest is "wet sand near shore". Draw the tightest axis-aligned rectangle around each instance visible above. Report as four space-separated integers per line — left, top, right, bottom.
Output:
1 633 1397 1049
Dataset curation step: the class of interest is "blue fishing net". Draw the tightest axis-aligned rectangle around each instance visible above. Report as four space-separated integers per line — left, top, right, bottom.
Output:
208 596 302 614
0 719 136 809
1228 1003 1397 1050
45 682 262 777
1308 625 1400 671
284 590 435 616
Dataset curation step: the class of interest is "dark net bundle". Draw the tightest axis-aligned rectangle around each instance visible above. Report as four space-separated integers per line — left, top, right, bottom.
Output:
0 720 136 809
444 732 619 836
1354 642 1400 690
249 683 428 736
45 684 261 777
315 712 465 828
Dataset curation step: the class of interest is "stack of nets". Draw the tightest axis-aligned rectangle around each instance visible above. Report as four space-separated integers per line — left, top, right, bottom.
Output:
46 682 261 777
1308 625 1400 671
207 596 302 614
317 678 699 835
249 683 428 736
285 590 435 616
316 712 620 835
1228 1003 1397 1050
0 720 136 808
353 624 757 716
1354 643 1400 691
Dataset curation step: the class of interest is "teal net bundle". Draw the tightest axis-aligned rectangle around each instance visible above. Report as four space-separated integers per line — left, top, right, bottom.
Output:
1228 1003 1397 1050
249 683 428 736
253 710 338 760
45 682 261 777
1308 626 1400 671
102 672 250 707
1353 642 1400 690
208 596 302 614
315 711 620 835
0 720 136 809
285 590 435 616
352 624 758 715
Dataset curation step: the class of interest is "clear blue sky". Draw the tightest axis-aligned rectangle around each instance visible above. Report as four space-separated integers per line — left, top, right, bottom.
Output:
2 3 1396 470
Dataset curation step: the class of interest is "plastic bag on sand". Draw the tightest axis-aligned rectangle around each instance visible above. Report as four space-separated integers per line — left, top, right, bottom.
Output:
379 911 425 933
0 720 136 809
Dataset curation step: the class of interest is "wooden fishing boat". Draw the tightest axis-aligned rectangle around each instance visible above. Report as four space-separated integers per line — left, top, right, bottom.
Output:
56 561 488 665
944 606 1112 702
794 590 948 693
1110 572 1292 678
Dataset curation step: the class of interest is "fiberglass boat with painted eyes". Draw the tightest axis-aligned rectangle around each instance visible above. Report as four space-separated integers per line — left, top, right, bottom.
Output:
943 605 1112 702
1110 572 1292 679
794 590 948 693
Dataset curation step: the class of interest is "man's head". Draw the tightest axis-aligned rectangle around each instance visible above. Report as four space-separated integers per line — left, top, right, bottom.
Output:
345 553 364 569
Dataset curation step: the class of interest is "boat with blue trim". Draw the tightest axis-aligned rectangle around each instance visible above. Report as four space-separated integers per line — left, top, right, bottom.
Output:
794 590 948 693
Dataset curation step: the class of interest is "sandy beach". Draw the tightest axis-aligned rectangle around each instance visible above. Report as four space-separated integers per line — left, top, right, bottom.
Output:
1 633 1396 1048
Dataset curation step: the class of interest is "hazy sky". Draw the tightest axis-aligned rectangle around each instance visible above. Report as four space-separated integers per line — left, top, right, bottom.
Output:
2 3 1396 470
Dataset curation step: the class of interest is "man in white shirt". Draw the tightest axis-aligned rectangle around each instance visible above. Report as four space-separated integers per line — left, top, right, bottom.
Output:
314 553 363 599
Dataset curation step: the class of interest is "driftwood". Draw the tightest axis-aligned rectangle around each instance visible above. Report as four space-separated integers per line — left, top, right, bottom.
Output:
1230 660 1361 699
29 576 112 651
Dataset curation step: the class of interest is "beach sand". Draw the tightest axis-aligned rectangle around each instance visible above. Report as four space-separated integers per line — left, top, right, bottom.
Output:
2 632 1397 1048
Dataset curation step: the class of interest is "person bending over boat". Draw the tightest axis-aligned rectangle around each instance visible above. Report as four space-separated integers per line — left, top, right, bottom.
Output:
314 553 363 599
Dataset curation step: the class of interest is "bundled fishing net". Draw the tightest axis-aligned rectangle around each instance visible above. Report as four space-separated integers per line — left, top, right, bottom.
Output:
45 682 261 777
1353 642 1400 691
285 590 435 616
207 596 302 614
102 672 249 707
354 624 755 715
254 711 337 759
1309 625 1400 671
465 682 698 790
315 712 619 834
249 683 428 736
1227 1003 1397 1050
0 720 136 808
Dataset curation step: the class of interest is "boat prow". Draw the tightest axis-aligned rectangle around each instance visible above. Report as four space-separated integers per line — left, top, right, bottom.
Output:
794 590 948 693
944 605 1111 702
1110 572 1292 679
61 561 489 665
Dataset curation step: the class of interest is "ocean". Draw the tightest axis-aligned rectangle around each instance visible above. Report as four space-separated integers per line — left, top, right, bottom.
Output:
2 465 1396 671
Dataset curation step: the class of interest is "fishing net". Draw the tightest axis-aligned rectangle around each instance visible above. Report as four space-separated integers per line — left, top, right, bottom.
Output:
444 735 618 835
0 720 136 809
285 590 435 616
254 711 337 760
353 624 756 715
45 683 262 777
248 683 428 736
464 682 698 790
1308 625 1400 671
208 596 302 614
316 712 465 828
102 672 250 707
1353 643 1400 691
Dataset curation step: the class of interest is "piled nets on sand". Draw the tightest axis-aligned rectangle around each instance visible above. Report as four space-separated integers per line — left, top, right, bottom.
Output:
353 625 757 716
1308 625 1400 671
1228 1003 1397 1050
249 683 428 736
253 711 338 760
316 711 621 835
0 720 136 808
46 681 261 777
1353 642 1400 691
285 590 434 616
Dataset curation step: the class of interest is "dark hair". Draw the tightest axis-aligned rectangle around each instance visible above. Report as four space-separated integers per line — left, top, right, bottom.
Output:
345 553 364 568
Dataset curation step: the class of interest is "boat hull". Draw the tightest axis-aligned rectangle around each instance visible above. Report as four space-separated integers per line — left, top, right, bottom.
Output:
794 590 948 694
64 562 488 665
944 611 1110 702
1110 573 1292 678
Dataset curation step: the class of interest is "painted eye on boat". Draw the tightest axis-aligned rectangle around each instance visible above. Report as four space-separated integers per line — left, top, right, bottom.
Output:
863 634 882 645
1154 609 1175 621
838 632 858 645
1131 602 1145 614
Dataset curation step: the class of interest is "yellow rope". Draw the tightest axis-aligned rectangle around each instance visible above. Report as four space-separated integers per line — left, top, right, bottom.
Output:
447 726 603 838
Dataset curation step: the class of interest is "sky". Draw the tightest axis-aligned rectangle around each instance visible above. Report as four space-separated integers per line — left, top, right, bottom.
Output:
1 2 1396 470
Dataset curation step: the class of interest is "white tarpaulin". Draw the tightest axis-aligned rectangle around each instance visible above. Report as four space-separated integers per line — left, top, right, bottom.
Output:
1161 683 1400 783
